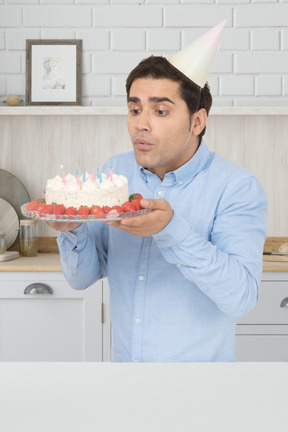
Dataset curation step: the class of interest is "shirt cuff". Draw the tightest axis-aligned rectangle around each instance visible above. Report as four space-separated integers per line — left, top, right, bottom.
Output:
57 224 87 274
152 211 192 248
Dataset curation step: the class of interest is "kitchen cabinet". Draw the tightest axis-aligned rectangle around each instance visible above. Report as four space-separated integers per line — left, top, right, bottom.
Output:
1 266 288 362
236 272 288 361
0 272 110 362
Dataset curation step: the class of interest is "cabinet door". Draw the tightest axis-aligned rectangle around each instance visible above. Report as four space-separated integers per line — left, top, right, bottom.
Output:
236 335 288 362
0 273 103 362
237 281 288 325
236 277 288 361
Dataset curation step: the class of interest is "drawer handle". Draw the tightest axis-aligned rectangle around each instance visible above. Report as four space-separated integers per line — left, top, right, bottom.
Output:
24 283 53 295
280 297 288 308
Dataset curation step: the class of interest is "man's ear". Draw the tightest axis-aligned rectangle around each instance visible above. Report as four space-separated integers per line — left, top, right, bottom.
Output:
192 108 207 136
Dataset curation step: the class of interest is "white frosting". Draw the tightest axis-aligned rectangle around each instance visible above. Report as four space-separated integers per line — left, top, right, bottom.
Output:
45 171 129 209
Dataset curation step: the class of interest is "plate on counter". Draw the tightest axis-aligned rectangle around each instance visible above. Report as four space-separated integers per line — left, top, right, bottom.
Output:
0 198 19 248
0 169 30 247
21 203 150 223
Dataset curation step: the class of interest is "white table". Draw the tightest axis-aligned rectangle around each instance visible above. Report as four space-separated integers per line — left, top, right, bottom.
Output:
0 362 287 432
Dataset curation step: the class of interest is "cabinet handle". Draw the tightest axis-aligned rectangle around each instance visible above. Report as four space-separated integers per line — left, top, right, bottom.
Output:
280 297 288 308
24 283 53 295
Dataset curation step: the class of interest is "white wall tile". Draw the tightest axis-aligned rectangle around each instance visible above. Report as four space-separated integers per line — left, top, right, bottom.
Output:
236 52 288 74
0 53 21 73
147 29 180 51
236 4 288 27
251 28 280 50
23 6 92 27
0 2 288 106
111 30 146 51
93 6 162 28
221 75 254 96
0 7 22 26
256 76 282 97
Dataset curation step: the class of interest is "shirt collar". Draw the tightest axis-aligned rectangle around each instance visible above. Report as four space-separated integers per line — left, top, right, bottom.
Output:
138 139 213 185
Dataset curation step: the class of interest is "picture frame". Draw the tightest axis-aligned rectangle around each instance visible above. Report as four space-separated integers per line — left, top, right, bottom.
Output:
26 39 82 106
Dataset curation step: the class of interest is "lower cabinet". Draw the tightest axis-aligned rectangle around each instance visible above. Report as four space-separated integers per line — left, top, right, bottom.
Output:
1 271 288 362
236 272 288 362
0 272 110 362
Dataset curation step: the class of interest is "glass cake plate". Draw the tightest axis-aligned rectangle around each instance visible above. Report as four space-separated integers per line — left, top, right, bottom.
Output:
21 203 150 223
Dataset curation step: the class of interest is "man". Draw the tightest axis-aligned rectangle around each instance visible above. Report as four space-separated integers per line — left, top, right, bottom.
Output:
49 23 267 362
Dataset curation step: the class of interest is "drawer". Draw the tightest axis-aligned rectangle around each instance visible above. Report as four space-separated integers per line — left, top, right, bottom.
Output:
237 281 288 325
236 335 288 362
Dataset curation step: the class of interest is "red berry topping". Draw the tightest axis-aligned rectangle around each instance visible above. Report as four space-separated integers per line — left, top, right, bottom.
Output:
122 201 136 213
43 204 54 214
36 203 47 213
53 204 66 215
26 200 40 211
77 206 90 217
91 205 105 215
130 198 141 210
103 206 112 214
65 206 77 216
129 193 143 202
111 205 123 213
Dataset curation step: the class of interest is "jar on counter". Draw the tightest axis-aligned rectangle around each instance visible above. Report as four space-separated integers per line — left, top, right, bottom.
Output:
20 220 38 257
0 231 6 254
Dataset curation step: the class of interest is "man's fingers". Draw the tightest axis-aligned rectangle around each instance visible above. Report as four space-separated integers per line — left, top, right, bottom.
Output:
140 198 171 211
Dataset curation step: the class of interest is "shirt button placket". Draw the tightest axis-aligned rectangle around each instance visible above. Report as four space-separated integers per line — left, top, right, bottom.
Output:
131 239 151 363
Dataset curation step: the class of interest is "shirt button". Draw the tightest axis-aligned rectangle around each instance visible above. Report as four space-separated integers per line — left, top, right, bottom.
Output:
157 191 162 196
177 263 182 268
135 318 141 324
139 275 144 280
179 180 183 185
154 237 159 241
134 359 138 362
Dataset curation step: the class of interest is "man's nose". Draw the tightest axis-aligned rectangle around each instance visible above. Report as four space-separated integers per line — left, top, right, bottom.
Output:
135 111 151 131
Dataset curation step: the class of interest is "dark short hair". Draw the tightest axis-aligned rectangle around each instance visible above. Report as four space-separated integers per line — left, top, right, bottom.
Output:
126 56 213 141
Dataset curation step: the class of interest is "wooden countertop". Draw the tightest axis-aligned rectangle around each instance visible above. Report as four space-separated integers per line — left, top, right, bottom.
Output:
0 236 287 272
0 362 287 432
0 253 61 272
0 252 288 272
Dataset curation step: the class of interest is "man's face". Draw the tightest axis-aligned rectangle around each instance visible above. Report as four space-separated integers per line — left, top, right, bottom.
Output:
127 77 199 180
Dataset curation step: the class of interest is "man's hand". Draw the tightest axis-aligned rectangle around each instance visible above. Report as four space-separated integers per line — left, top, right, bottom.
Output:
46 222 81 232
105 198 174 237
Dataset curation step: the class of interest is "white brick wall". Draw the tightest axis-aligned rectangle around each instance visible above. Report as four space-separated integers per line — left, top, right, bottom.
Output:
0 0 287 106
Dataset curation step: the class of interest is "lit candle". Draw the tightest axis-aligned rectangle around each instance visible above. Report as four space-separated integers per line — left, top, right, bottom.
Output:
92 169 95 181
99 173 102 184
83 171 86 182
60 165 65 183
109 167 113 182
76 170 79 185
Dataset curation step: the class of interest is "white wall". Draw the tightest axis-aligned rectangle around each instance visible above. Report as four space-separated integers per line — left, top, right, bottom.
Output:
0 0 288 107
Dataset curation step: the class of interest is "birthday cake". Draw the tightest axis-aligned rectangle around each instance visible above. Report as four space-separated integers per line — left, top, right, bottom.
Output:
45 171 129 210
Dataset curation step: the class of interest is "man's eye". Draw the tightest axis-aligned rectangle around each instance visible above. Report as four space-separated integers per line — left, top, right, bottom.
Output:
156 110 168 116
129 108 141 115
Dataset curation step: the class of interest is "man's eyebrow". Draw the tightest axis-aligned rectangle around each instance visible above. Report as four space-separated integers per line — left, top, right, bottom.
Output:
149 97 175 105
127 96 175 105
128 96 140 104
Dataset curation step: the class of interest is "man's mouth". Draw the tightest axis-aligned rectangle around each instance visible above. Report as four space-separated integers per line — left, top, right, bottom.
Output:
134 138 153 151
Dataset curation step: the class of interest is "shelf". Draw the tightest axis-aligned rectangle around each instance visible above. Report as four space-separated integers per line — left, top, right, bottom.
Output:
1 106 288 116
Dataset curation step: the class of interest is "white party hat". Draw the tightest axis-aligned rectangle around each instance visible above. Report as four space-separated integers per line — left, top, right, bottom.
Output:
168 20 226 88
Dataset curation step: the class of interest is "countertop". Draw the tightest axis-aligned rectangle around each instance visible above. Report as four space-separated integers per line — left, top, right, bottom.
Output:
0 362 287 432
0 253 61 272
1 253 288 272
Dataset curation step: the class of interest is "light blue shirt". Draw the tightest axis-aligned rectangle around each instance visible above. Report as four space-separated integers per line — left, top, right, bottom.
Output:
57 140 267 362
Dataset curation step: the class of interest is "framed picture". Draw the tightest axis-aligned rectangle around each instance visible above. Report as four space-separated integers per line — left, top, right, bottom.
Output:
26 40 82 105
